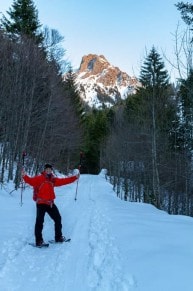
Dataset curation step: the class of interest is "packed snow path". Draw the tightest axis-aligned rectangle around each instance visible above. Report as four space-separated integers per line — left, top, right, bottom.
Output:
1 172 193 291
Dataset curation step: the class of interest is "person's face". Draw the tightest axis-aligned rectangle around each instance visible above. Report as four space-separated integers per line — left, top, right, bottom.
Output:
45 167 52 174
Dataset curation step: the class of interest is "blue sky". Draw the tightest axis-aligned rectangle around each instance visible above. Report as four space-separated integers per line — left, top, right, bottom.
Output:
0 0 186 79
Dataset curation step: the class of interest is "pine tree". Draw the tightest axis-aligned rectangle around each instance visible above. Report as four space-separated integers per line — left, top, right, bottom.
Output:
177 70 193 150
140 46 169 89
63 68 85 120
83 109 111 174
137 46 172 132
1 0 42 42
128 47 174 208
176 2 193 27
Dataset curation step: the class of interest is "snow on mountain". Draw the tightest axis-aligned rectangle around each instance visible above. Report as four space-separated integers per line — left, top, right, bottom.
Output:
0 171 193 291
75 54 140 108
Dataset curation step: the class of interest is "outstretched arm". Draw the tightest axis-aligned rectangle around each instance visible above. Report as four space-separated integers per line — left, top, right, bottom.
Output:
54 170 80 187
22 170 41 187
54 175 78 187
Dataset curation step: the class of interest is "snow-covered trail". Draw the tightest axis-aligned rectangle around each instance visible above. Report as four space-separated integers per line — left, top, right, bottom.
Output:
1 172 193 291
61 174 134 290
0 173 135 291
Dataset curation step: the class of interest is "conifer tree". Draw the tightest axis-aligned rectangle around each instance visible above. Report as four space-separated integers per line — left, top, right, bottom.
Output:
84 109 111 174
177 70 193 150
140 46 169 89
1 0 42 42
138 47 172 131
176 2 193 27
126 47 174 208
63 68 85 120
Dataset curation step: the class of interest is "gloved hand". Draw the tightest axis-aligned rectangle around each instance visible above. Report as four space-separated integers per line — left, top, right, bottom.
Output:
73 168 80 178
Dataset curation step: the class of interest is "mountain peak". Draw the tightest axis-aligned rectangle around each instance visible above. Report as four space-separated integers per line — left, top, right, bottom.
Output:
75 54 140 108
79 54 109 76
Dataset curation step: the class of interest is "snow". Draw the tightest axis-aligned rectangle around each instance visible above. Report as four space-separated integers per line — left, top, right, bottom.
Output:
0 170 193 291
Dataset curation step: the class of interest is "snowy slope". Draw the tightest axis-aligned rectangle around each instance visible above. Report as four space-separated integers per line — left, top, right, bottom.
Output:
0 171 193 291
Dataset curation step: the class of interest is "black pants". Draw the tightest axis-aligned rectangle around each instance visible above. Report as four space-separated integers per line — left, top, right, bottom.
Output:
35 203 62 243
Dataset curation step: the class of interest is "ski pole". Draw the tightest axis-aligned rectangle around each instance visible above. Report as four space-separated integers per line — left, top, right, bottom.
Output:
74 152 83 201
20 151 26 206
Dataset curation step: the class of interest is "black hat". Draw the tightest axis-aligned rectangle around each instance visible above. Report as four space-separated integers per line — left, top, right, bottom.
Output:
44 163 53 169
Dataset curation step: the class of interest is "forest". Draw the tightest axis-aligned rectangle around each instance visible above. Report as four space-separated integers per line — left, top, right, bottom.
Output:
0 0 193 217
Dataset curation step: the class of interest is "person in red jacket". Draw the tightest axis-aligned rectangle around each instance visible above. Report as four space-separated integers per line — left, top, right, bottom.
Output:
22 163 79 247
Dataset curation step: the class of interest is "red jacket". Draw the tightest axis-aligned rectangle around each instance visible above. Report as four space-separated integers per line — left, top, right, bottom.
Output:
23 171 78 205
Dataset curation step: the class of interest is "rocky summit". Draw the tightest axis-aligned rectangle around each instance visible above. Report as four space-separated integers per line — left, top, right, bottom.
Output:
75 54 140 108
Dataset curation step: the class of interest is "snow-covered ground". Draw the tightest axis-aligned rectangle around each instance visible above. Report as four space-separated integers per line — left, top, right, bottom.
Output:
0 171 193 291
